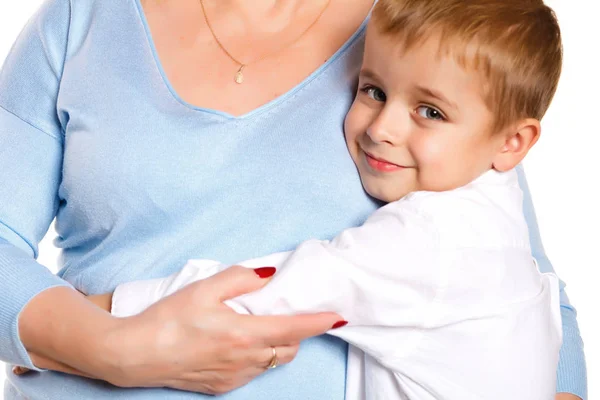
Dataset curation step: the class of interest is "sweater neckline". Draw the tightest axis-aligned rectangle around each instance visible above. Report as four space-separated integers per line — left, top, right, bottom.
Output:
131 0 371 120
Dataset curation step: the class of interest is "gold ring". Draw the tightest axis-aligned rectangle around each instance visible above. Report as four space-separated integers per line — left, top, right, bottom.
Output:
266 347 279 369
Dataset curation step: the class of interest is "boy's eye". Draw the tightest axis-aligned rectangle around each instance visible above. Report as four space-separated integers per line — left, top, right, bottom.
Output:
416 105 445 121
362 86 387 102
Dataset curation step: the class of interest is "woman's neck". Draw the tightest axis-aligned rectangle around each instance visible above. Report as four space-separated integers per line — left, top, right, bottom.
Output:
213 0 296 16
202 0 329 34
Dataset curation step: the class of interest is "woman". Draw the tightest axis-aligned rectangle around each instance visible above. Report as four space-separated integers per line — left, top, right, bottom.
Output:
0 0 586 399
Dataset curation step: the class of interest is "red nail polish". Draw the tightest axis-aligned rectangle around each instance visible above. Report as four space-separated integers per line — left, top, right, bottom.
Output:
254 267 276 278
331 320 348 329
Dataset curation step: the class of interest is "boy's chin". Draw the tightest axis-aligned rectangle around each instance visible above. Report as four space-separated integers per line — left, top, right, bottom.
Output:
363 183 408 203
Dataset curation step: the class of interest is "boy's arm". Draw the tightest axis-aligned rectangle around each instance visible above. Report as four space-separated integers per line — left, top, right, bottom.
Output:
109 255 290 318
231 202 443 360
109 201 441 360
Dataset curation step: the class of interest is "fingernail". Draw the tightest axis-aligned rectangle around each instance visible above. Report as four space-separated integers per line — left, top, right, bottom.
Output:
331 320 348 329
253 267 276 278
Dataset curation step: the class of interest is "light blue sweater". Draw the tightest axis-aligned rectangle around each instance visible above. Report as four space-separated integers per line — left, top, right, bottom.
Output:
0 0 586 399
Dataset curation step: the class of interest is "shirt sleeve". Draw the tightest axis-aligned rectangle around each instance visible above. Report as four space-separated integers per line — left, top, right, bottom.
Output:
0 0 74 369
111 251 297 316
516 164 588 399
233 201 443 361
111 259 228 317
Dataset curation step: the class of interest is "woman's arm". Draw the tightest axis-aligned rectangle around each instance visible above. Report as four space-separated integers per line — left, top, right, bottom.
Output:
12 292 112 378
516 164 587 400
16 269 341 393
17 287 124 380
0 0 78 371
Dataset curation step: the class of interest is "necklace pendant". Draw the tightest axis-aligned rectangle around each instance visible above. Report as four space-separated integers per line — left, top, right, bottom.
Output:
234 71 244 84
234 65 245 84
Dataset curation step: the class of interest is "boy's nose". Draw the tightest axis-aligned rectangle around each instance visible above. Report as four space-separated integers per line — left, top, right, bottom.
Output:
366 107 407 146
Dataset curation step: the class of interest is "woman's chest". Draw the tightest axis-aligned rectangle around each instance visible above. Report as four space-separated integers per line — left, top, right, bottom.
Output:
55 59 367 228
139 0 373 116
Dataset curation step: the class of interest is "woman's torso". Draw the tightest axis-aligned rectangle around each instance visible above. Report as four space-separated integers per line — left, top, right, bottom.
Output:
6 0 378 398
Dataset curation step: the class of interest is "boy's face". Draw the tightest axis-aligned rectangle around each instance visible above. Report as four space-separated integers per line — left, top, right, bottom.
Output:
344 25 505 202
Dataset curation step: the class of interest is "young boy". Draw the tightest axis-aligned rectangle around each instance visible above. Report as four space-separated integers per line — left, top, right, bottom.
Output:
108 0 564 398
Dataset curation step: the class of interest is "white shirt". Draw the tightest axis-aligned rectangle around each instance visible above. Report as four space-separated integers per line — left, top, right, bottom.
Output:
112 169 562 400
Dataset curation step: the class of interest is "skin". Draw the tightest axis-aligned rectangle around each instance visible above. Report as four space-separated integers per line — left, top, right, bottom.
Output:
142 0 374 115
19 267 344 393
15 2 580 399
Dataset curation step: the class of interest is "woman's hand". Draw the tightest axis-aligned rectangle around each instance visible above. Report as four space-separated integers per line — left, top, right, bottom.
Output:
18 266 340 395
105 265 341 394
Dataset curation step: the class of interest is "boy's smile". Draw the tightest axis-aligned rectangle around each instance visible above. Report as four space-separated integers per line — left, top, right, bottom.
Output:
363 151 409 172
344 24 507 203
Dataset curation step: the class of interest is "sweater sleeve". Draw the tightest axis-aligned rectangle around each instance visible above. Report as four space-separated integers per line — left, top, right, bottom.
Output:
516 164 588 399
0 0 74 369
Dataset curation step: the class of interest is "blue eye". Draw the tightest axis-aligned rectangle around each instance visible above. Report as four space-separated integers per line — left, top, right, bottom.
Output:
361 86 387 102
416 105 445 121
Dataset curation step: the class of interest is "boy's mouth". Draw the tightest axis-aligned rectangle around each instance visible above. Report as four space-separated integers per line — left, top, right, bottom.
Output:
363 151 407 172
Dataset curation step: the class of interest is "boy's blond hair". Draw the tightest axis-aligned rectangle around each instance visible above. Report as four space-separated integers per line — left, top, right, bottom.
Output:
372 0 563 130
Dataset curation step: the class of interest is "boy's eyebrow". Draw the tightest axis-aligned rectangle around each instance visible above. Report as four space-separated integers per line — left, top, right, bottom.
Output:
359 68 382 82
414 85 458 111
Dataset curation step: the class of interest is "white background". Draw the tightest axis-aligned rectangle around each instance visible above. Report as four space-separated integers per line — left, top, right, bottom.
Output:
0 1 598 398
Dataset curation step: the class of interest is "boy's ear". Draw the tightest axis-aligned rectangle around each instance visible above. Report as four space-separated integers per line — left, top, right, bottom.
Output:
492 118 540 172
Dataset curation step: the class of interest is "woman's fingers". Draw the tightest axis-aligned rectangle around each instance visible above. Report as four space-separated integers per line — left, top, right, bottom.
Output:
197 265 343 344
240 312 344 347
201 265 276 302
257 344 299 368
167 344 300 395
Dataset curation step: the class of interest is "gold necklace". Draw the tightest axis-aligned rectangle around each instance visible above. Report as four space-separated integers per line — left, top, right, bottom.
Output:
199 0 331 84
